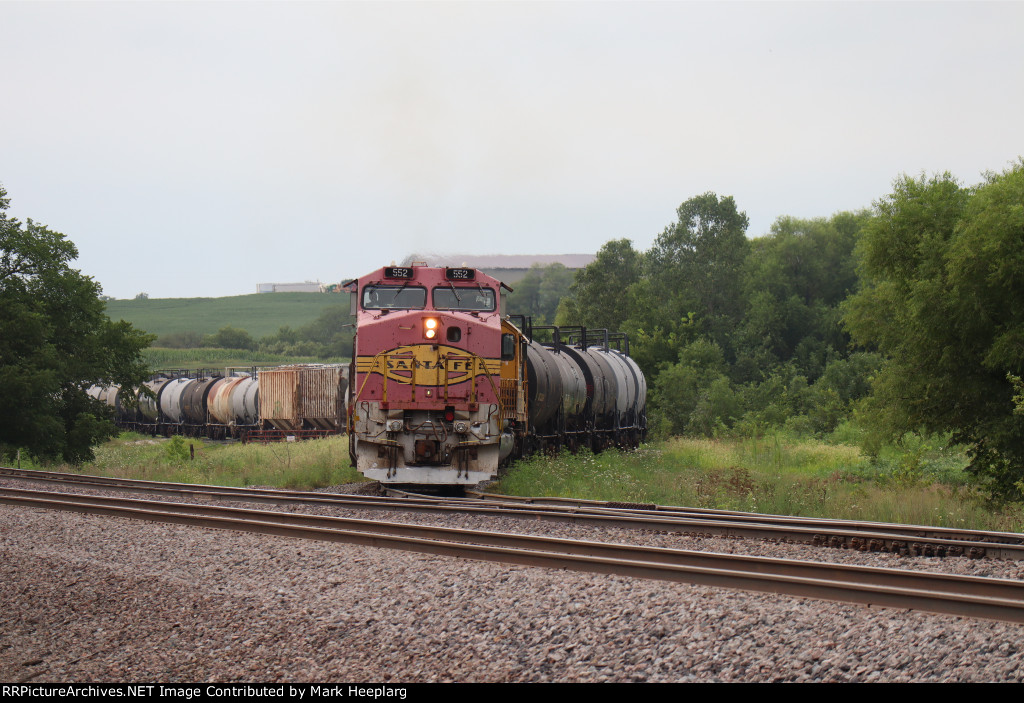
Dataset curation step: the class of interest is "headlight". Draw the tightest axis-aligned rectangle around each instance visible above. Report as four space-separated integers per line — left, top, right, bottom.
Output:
424 318 439 339
387 420 404 432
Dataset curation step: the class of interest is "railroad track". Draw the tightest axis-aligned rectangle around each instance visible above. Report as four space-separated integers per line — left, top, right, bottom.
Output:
462 488 1024 555
3 465 1024 559
4 484 1024 625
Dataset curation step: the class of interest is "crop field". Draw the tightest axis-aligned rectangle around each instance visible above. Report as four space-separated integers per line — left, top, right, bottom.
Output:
106 293 348 338
142 347 348 371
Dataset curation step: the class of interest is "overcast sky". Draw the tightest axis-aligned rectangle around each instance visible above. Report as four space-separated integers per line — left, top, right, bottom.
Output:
3 1 1022 299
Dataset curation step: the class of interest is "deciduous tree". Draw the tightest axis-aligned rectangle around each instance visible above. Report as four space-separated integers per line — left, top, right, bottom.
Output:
0 185 153 464
735 212 865 381
645 193 750 364
844 163 1024 498
557 239 642 332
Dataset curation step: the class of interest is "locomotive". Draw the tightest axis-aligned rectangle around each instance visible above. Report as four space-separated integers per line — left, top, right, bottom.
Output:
346 264 646 485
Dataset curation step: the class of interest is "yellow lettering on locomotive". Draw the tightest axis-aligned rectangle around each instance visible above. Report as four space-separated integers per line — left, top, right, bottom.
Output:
356 345 500 386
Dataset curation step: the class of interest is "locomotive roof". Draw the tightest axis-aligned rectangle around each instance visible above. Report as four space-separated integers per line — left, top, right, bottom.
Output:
356 265 505 288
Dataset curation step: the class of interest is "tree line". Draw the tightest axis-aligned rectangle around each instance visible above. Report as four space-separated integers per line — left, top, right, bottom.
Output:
535 161 1024 500
4 159 1024 501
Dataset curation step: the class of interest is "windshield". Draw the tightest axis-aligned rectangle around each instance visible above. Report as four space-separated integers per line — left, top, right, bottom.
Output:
362 285 427 310
433 286 496 312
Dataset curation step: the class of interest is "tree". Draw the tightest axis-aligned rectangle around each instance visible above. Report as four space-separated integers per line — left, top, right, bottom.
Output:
0 185 153 464
734 211 865 381
643 193 751 365
649 337 732 436
537 263 574 324
557 239 642 332
296 305 354 358
258 307 354 359
202 325 257 351
844 163 1024 498
505 263 574 324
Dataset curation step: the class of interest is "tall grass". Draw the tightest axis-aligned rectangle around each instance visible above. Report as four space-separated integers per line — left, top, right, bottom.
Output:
494 435 1024 532
25 428 1024 532
56 433 360 490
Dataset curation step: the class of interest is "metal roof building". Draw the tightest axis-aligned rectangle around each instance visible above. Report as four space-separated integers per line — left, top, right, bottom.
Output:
401 254 595 285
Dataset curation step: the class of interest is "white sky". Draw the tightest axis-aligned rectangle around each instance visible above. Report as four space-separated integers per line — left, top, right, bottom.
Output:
3 1 1022 299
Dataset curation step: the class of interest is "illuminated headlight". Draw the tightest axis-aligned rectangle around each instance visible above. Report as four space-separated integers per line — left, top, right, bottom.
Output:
387 420 404 432
424 318 439 339
454 421 469 434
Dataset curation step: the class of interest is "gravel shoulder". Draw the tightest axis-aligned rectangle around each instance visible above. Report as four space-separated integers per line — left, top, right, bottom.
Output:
3 498 1024 682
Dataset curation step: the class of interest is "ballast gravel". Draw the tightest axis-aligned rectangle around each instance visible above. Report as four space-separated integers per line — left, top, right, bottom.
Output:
2 485 1024 682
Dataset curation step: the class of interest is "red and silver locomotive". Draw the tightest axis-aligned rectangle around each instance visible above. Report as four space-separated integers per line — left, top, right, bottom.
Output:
346 263 646 485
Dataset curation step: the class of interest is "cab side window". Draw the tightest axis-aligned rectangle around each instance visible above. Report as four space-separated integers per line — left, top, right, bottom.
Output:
501 333 517 360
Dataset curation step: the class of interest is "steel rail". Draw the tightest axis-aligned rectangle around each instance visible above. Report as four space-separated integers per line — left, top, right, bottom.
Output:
5 486 1024 624
0 465 455 509
0 466 997 541
462 488 1024 545
3 466 1023 559
390 489 1024 559
1 484 1017 599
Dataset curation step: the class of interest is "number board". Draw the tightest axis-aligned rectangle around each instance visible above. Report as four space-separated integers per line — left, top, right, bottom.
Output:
384 267 414 279
445 268 476 281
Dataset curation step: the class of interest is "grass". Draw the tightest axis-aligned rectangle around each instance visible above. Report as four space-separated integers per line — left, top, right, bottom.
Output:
494 434 1024 533
143 347 347 371
17 428 1024 533
106 293 348 338
45 433 361 490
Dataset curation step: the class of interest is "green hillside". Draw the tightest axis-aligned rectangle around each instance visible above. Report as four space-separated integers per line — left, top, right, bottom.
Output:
105 293 349 339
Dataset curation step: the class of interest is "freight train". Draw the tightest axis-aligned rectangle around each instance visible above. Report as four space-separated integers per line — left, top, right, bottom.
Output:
346 264 647 485
88 364 347 441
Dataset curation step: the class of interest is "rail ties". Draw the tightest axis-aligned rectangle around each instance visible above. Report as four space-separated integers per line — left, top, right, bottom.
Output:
465 487 1024 556
4 465 1024 559
5 485 1024 625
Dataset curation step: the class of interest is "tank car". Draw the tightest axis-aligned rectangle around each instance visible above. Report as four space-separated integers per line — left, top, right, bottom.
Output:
518 323 647 456
347 264 647 486
87 364 345 441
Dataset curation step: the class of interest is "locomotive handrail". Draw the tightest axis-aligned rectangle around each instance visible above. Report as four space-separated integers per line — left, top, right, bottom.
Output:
439 349 502 408
352 349 392 405
352 347 502 409
507 314 532 341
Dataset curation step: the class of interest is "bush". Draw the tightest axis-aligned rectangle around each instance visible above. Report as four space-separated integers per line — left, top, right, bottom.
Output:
155 330 204 348
164 436 191 463
201 325 257 351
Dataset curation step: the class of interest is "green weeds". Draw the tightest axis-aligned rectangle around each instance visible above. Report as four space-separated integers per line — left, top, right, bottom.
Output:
494 433 1023 532
56 433 359 489
20 427 1024 533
